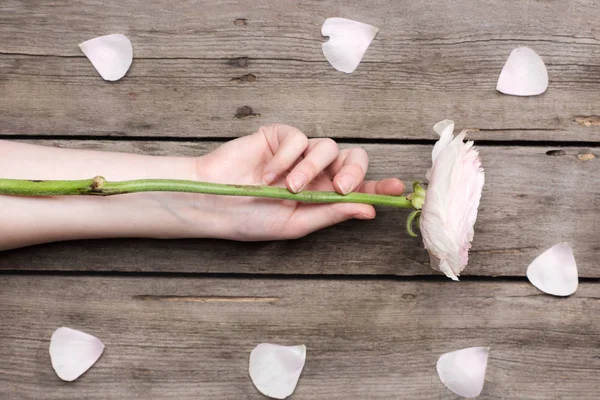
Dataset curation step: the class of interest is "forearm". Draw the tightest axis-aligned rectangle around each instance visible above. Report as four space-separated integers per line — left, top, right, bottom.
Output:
0 126 406 248
0 141 219 250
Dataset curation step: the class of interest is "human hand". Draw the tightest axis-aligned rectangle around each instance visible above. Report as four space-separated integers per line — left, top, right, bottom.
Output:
195 124 405 240
0 128 404 249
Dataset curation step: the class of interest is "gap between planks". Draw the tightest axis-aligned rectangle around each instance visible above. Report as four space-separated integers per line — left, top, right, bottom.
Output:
3 135 600 148
1 270 599 284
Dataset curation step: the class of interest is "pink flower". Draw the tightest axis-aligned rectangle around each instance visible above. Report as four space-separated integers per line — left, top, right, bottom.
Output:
420 120 485 280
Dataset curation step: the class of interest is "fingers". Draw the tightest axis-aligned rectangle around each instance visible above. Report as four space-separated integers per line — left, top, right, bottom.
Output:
357 177 405 195
287 177 404 237
327 148 369 195
288 203 376 238
285 138 339 193
258 124 342 193
327 148 405 195
259 124 309 185
257 124 404 197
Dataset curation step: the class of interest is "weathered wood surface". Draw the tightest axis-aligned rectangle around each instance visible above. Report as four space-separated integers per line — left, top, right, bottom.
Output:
0 275 598 399
2 0 600 141
2 1 599 398
0 140 597 278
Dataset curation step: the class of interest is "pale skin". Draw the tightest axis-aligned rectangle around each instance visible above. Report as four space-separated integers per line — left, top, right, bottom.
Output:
0 124 404 250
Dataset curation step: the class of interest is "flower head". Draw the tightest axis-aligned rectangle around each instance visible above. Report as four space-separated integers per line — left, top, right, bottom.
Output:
420 120 484 280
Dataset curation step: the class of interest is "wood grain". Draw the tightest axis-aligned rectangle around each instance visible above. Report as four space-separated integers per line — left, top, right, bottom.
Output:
0 275 598 399
2 0 599 59
0 140 597 278
2 0 600 141
2 3 598 398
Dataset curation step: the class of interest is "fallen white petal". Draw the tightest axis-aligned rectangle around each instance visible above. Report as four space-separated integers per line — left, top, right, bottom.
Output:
526 242 578 296
437 346 490 398
249 343 306 399
79 34 133 81
321 18 378 73
49 327 105 381
496 46 548 96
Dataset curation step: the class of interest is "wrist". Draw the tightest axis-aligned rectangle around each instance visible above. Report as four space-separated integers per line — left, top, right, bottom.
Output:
134 153 239 240
126 153 231 239
54 153 229 242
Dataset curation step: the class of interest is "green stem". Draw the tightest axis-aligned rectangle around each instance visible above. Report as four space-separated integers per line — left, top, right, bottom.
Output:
0 176 414 209
406 210 421 237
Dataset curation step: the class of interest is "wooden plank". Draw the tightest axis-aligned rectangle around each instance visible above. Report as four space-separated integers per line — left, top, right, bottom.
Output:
0 140 598 278
0 275 598 399
2 0 600 141
2 0 599 59
1 56 599 141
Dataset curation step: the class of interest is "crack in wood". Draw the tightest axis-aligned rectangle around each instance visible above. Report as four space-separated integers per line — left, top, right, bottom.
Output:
546 149 566 156
407 36 600 46
471 247 537 255
133 295 279 303
474 128 559 132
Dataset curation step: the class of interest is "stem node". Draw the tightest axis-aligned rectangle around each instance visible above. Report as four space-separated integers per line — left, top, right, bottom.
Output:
90 176 106 192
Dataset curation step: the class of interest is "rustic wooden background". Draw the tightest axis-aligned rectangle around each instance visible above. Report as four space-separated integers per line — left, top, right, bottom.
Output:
1 0 598 399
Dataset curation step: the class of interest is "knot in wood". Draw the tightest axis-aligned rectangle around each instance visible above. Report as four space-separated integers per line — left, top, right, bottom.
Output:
235 106 260 119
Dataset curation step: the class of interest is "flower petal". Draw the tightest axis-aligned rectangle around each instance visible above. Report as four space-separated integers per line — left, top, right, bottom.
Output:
526 242 578 296
321 18 378 73
79 34 133 81
437 346 490 398
249 343 306 399
431 119 455 163
421 121 484 279
496 47 548 96
436 257 460 281
49 327 105 381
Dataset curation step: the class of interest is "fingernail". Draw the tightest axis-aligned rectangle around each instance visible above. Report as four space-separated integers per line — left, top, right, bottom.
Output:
338 176 355 195
262 172 277 185
288 173 307 193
